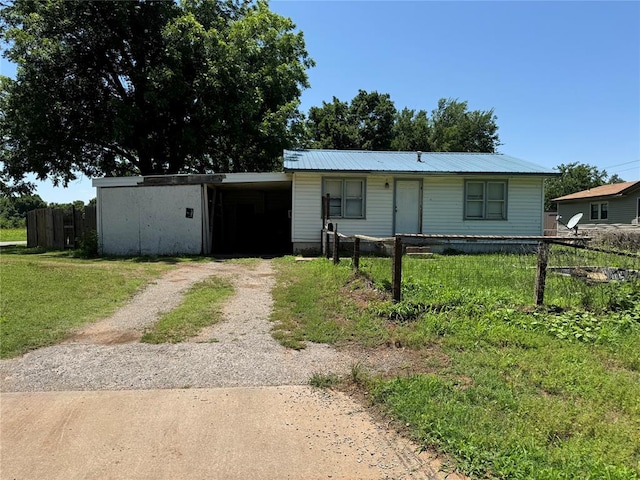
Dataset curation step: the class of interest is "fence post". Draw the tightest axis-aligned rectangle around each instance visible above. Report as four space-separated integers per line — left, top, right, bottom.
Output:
534 241 549 306
392 235 403 302
333 228 340 264
325 229 331 259
353 237 360 270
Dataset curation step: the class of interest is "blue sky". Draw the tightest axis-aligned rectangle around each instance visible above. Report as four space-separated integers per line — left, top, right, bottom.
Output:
1 0 639 203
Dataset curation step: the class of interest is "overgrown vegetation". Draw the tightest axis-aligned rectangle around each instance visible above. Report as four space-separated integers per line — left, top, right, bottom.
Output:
272 251 640 479
0 248 171 357
589 229 640 253
141 277 233 344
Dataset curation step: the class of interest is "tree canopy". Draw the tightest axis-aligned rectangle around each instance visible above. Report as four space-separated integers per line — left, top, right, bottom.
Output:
0 194 46 228
0 0 313 195
544 162 625 211
301 93 500 153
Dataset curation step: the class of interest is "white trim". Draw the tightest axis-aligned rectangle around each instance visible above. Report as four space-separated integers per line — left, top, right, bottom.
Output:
92 173 291 188
92 176 143 187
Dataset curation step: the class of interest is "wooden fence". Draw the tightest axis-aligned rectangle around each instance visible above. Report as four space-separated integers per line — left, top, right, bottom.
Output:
26 206 96 249
321 227 619 306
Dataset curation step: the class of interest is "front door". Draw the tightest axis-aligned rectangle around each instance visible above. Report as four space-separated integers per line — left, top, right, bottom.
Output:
394 179 422 234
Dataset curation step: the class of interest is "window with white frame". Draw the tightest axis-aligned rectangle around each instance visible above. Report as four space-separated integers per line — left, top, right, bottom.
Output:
464 180 507 220
323 178 365 218
590 201 608 220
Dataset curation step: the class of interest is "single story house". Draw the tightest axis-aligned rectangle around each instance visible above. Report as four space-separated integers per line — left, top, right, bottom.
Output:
92 149 556 256
552 181 640 229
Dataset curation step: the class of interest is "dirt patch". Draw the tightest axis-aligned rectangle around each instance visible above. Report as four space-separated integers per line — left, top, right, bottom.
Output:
341 343 452 379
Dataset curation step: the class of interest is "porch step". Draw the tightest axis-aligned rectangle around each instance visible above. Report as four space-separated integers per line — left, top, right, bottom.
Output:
405 246 433 258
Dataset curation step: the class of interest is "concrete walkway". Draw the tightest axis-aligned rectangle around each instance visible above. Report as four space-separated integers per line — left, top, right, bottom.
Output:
0 241 27 247
0 387 460 480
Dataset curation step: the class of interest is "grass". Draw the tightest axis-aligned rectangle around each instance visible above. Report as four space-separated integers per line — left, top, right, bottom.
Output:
0 228 26 242
271 252 640 479
0 248 172 358
141 277 233 343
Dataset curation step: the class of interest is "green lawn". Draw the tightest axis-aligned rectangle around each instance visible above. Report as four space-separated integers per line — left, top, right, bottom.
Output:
0 249 171 357
0 228 27 242
271 253 640 479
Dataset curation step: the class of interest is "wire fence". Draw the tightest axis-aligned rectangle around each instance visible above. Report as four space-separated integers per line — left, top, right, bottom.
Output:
326 228 640 310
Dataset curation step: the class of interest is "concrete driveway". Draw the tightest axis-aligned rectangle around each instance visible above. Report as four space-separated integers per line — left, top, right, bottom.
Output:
0 387 461 480
0 241 27 247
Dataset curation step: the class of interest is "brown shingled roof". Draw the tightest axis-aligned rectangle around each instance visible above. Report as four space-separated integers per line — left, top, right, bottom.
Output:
552 181 640 202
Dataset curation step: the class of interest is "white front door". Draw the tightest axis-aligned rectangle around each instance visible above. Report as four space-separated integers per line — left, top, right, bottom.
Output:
394 179 422 234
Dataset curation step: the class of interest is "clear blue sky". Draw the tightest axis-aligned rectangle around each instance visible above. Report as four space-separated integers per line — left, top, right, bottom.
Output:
1 0 638 204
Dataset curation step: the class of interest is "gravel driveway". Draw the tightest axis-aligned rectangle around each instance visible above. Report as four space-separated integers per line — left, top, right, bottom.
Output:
0 259 464 479
0 260 353 392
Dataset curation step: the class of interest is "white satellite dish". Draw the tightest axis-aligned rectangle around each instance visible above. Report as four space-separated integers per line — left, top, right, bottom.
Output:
566 212 583 230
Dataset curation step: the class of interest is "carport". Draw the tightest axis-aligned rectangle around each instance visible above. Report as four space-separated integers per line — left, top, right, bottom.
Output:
93 173 292 256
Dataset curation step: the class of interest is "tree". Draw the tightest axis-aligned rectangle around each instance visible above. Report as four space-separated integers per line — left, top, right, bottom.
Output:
391 108 430 152
0 0 313 195
0 194 47 228
544 162 623 211
305 97 358 149
429 98 500 153
302 93 500 153
304 90 397 150
349 90 396 150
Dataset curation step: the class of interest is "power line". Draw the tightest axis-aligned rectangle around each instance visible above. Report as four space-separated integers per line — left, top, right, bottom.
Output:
602 160 639 169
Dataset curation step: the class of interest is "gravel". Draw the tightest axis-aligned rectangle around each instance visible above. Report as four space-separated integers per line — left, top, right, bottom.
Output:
1 259 353 392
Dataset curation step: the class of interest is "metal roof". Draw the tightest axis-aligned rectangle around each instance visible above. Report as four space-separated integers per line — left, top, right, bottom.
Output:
552 180 640 202
283 149 556 175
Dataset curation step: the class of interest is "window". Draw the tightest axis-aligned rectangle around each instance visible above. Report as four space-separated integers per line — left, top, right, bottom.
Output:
322 178 365 218
465 180 507 220
590 202 608 220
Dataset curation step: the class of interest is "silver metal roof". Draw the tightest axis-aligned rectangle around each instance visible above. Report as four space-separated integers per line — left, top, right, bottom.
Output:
283 149 555 175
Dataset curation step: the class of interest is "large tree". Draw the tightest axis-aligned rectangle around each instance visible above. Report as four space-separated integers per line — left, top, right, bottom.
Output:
0 0 313 195
429 98 500 153
302 93 500 154
544 162 624 211
304 90 397 150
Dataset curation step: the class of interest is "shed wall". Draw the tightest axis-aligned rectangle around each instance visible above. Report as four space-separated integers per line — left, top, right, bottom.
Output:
99 185 203 255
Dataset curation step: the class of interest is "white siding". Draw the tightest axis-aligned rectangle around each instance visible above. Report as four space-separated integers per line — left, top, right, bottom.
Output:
291 173 394 242
423 176 544 235
99 185 203 255
292 173 545 243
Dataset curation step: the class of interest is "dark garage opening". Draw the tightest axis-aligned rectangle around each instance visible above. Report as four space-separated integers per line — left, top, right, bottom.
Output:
209 182 292 255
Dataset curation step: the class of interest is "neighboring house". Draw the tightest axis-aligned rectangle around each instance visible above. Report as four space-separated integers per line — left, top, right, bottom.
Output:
552 181 640 229
92 149 556 256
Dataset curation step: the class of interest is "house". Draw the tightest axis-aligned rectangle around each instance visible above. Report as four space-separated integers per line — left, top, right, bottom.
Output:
284 149 555 253
551 181 640 231
92 150 556 256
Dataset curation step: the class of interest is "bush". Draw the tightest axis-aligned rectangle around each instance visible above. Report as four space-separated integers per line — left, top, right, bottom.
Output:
589 230 640 252
75 230 98 258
